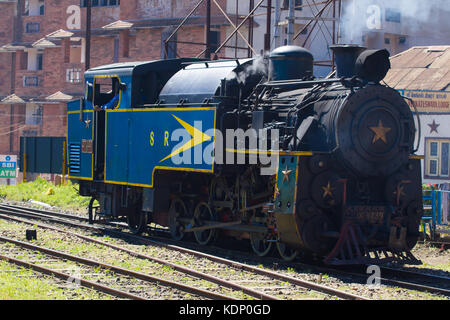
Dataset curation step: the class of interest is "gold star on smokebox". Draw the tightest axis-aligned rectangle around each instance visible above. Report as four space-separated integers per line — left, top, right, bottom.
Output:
369 120 391 144
322 182 334 198
282 165 292 183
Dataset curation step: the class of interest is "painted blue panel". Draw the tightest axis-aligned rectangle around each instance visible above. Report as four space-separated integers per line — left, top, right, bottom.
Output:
67 111 93 180
105 108 216 187
104 111 129 183
67 99 81 113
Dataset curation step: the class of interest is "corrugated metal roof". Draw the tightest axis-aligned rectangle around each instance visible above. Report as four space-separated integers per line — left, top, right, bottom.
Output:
384 46 450 91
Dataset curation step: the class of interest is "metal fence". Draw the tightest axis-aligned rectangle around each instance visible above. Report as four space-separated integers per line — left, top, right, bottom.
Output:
422 189 450 240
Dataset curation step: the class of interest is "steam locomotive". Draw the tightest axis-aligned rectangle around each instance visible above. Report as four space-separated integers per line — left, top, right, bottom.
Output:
67 44 423 265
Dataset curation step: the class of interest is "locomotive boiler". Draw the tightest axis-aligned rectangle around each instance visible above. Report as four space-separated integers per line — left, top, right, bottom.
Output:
66 44 423 265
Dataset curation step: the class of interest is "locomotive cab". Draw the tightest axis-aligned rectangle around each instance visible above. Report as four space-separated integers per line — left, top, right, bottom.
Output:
67 58 204 220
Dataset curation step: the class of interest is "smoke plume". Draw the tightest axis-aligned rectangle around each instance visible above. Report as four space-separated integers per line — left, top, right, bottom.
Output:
340 0 450 45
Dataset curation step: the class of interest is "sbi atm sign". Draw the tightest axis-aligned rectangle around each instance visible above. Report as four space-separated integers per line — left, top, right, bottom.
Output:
0 155 17 178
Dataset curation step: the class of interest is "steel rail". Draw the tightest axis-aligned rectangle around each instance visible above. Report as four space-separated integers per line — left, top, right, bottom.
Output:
324 266 450 297
0 203 365 300
4 204 449 297
1 203 90 222
0 235 235 300
0 212 277 300
0 254 146 300
0 255 147 300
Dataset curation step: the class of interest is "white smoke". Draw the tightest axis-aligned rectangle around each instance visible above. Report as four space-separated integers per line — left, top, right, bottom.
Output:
228 54 268 85
340 0 450 45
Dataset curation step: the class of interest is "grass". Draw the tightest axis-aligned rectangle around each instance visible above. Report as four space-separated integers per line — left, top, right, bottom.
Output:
0 177 91 211
0 260 110 300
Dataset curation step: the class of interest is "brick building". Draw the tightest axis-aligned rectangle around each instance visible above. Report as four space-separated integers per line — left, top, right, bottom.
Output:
0 0 242 181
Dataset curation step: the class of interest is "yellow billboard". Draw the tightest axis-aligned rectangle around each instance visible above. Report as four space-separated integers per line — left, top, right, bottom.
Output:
399 90 450 113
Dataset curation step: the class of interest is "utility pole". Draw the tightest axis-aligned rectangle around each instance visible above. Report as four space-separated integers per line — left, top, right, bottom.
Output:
85 0 92 70
264 0 272 52
274 0 280 48
287 0 294 45
248 0 254 57
205 0 211 59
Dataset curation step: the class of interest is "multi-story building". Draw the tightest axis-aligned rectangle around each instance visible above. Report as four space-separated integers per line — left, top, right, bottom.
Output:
0 0 233 182
0 0 448 183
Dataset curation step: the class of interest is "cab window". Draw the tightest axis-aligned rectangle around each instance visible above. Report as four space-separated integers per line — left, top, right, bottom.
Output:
93 76 121 109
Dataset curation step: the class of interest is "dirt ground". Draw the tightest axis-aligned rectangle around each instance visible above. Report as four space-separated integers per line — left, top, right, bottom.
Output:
410 240 450 273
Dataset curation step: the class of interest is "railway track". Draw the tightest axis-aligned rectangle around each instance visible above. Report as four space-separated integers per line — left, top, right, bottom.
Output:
3 202 449 299
0 236 216 300
0 203 367 300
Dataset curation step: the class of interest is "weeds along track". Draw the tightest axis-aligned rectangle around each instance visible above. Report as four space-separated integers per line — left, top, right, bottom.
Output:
0 203 366 300
2 203 450 299
0 236 207 300
3 203 450 299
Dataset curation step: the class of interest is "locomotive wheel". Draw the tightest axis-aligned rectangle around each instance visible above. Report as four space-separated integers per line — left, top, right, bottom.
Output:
88 197 99 225
169 198 190 241
127 211 148 235
276 242 299 261
250 233 273 257
193 202 217 245
249 214 273 257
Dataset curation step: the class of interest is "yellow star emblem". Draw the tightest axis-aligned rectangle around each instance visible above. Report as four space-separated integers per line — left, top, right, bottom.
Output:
369 120 391 144
84 119 91 128
282 165 292 183
322 181 334 198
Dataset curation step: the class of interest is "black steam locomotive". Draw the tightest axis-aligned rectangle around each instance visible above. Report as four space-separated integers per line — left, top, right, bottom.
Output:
69 44 423 265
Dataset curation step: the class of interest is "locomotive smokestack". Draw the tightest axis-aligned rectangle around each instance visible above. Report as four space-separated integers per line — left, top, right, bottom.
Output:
330 44 366 78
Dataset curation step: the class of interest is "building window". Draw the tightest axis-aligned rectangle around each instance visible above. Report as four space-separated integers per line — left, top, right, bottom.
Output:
22 130 38 137
161 28 177 59
426 138 450 178
66 68 82 83
26 22 40 33
81 0 120 7
37 53 43 70
25 104 42 125
24 0 44 16
26 50 43 71
23 76 39 87
385 8 401 23
283 0 303 10
209 30 220 54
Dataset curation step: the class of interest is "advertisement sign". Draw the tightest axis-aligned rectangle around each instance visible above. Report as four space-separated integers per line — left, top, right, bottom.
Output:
400 90 450 113
0 155 17 178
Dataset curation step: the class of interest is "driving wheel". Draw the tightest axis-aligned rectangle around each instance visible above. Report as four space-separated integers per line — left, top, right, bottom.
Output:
127 210 148 235
193 201 217 245
276 242 299 261
169 197 190 241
